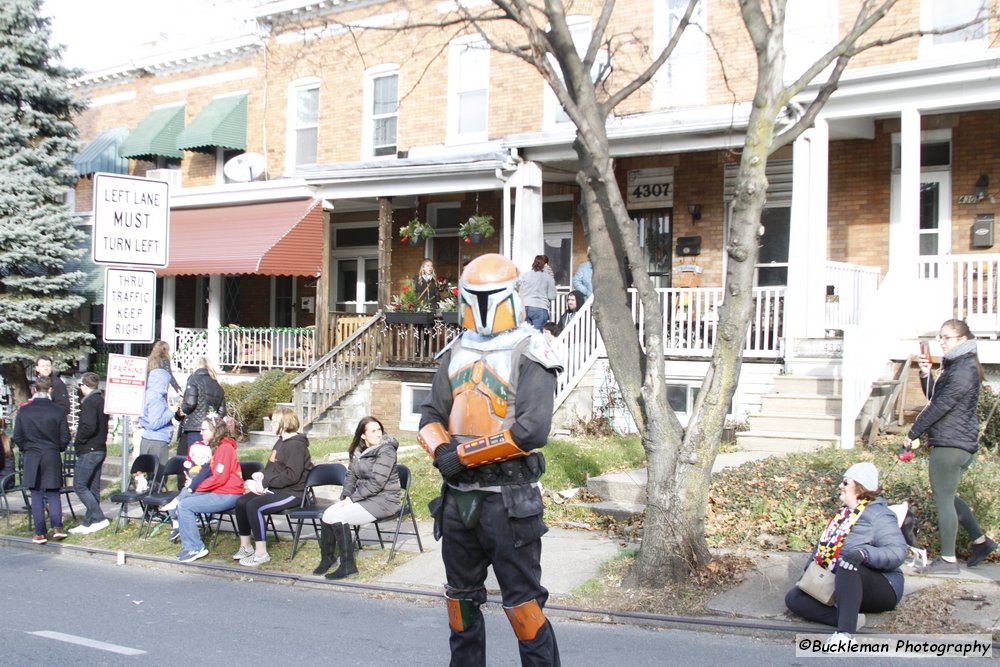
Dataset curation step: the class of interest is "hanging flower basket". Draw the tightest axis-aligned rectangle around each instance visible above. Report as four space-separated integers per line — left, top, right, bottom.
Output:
458 214 495 244
399 217 436 245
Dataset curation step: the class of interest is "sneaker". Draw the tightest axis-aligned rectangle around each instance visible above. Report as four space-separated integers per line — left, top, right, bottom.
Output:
177 547 209 563
232 545 254 560
824 632 857 651
239 552 271 567
69 524 91 535
167 527 181 542
51 529 68 541
918 556 960 576
161 498 178 512
87 519 110 534
968 537 998 568
31 534 47 544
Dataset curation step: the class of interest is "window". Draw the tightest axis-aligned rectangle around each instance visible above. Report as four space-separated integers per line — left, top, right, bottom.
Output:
543 16 597 127
286 78 319 171
653 0 708 108
448 36 489 142
272 276 295 327
335 257 378 313
757 207 791 286
363 65 399 158
922 0 988 56
400 383 432 432
429 203 462 284
783 0 838 84
543 198 575 287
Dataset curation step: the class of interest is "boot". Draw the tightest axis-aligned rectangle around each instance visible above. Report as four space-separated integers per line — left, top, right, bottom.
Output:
325 522 358 579
312 522 339 576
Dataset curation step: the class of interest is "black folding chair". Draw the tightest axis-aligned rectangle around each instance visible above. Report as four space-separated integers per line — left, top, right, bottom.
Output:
0 449 31 530
59 445 77 520
368 464 424 562
109 454 159 533
286 463 347 561
139 455 186 538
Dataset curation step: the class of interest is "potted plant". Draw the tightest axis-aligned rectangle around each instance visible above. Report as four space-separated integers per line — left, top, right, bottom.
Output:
458 214 495 245
399 217 436 245
437 280 461 325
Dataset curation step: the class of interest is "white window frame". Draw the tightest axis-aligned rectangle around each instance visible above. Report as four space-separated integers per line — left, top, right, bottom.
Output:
919 0 989 59
331 221 380 314
285 77 320 174
361 64 400 159
399 382 432 432
543 16 598 128
652 0 708 108
782 0 838 84
447 35 490 144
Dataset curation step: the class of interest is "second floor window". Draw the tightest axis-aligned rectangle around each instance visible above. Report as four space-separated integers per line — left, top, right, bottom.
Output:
926 0 988 49
287 79 319 170
448 37 489 142
653 0 708 108
367 68 399 158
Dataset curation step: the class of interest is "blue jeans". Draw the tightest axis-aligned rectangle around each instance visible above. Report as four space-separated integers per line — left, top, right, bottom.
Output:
525 306 549 331
73 450 106 525
173 492 239 554
30 489 62 535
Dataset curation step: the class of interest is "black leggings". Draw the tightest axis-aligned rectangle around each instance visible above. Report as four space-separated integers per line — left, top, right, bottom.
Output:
233 491 299 542
785 564 898 634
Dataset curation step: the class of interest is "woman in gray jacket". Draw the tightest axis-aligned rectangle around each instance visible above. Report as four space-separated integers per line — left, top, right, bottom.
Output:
314 416 401 579
785 462 907 645
520 254 556 330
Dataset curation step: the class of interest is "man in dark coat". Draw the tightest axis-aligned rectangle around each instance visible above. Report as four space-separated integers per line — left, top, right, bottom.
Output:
69 372 110 534
35 355 70 415
14 375 71 543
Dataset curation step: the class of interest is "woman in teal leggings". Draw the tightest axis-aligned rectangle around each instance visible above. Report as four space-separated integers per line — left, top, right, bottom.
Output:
904 319 997 574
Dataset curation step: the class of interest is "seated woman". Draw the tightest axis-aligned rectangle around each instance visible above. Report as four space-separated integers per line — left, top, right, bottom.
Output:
785 462 907 645
171 413 244 563
233 407 313 567
313 416 400 579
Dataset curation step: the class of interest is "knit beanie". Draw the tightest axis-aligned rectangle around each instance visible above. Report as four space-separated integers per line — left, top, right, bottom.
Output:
844 462 879 492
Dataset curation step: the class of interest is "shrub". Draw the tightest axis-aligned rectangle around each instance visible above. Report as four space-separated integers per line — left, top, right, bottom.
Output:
978 383 1000 449
223 370 294 439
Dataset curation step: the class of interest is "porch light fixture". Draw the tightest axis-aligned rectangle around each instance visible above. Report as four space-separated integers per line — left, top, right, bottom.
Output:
976 174 989 201
687 203 702 224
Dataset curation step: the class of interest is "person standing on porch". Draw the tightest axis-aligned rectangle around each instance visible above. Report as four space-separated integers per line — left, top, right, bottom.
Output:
903 319 998 573
413 258 441 310
177 357 226 458
521 254 556 331
69 373 110 535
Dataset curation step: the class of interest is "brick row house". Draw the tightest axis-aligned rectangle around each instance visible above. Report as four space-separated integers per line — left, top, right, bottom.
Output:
66 0 1000 444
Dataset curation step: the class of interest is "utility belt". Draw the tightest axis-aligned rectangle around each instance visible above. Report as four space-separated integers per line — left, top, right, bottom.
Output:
429 480 548 547
446 451 545 487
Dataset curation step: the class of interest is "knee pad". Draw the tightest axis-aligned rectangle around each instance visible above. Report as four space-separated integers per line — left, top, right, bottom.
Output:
446 595 480 633
504 599 546 641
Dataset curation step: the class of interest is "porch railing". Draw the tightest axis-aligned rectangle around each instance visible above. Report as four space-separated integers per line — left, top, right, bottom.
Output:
173 326 316 372
291 315 383 428
917 253 1000 334
553 294 601 409
825 261 881 330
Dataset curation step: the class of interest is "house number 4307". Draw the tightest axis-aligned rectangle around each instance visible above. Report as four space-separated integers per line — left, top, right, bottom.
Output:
631 183 670 199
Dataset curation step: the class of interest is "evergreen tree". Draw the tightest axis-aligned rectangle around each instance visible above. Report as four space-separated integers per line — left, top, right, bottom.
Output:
0 0 91 403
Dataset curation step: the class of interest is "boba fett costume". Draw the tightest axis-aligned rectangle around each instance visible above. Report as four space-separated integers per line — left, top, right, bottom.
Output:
419 253 563 666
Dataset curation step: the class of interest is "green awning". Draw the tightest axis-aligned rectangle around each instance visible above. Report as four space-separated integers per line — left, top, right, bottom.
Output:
120 104 185 159
175 94 247 152
74 127 130 176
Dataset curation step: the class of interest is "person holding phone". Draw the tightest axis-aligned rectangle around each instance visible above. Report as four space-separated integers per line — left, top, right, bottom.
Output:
904 319 997 573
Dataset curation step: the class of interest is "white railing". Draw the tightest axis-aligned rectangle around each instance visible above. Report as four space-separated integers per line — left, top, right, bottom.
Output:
825 261 881 330
553 294 601 409
917 253 1000 334
173 327 316 372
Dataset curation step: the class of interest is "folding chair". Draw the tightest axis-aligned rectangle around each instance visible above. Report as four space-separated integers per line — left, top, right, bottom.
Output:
369 464 424 562
138 455 187 538
208 459 263 547
109 454 159 533
285 463 346 561
59 445 77 520
0 449 31 530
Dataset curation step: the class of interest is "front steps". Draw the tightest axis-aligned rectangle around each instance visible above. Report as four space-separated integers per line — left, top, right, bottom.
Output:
736 372 842 453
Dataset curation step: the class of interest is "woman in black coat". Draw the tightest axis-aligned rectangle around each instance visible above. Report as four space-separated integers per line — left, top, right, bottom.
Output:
903 319 997 573
177 357 226 457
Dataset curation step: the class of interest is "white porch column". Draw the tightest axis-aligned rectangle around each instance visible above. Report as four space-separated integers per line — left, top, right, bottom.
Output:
787 119 830 343
501 176 512 258
894 108 921 271
511 161 544 272
207 274 223 369
160 276 176 350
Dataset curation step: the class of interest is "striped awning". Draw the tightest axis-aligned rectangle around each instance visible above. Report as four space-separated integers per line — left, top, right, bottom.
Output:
175 94 247 153
74 127 130 177
158 199 323 277
120 104 185 160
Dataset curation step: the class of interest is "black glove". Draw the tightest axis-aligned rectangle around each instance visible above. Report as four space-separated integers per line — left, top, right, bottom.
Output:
432 440 466 480
839 549 868 567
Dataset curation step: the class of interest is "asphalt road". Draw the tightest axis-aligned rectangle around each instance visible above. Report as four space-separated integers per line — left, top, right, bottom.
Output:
1 545 993 666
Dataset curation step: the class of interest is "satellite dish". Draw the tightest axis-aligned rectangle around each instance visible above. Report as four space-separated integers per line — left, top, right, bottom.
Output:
223 152 266 182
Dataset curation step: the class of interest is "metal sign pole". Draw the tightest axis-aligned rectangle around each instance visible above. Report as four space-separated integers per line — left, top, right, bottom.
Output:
120 342 131 492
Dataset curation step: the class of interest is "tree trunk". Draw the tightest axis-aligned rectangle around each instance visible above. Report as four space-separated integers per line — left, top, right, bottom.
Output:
1 362 29 406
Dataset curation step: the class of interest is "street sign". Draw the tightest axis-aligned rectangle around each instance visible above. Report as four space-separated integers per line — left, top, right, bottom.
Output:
103 267 157 343
104 354 148 416
92 173 169 267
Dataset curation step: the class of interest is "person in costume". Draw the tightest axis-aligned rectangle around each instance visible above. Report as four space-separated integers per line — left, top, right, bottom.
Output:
419 253 563 666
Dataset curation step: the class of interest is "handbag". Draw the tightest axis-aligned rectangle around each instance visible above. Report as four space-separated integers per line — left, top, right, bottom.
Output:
797 560 836 606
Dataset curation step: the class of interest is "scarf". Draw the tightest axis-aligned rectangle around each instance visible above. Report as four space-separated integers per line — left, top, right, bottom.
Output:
943 338 977 361
814 498 870 570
